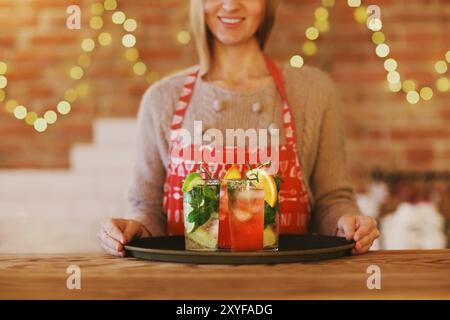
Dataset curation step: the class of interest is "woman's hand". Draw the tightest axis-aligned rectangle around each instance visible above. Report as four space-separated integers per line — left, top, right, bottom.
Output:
98 218 150 257
336 214 380 255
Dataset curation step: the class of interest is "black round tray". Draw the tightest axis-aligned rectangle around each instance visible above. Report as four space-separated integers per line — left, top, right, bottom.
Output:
125 235 355 264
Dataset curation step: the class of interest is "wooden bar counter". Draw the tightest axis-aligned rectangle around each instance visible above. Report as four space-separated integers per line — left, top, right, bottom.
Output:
1 250 449 299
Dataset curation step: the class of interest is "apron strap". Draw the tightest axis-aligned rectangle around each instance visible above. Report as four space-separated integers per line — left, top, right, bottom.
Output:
169 68 200 140
264 55 288 101
264 55 299 148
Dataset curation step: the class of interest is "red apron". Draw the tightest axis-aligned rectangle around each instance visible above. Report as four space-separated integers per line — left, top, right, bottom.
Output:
162 56 311 236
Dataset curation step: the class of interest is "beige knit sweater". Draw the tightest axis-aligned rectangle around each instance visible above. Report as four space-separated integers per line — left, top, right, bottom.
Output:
125 63 361 237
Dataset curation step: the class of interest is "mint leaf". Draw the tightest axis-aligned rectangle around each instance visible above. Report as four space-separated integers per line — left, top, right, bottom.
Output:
184 184 219 232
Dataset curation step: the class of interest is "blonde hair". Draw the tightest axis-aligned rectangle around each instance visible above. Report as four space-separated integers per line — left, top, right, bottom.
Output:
190 0 280 76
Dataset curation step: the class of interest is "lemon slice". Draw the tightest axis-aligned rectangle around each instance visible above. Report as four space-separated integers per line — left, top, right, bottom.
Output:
246 168 277 207
223 166 242 180
264 227 277 247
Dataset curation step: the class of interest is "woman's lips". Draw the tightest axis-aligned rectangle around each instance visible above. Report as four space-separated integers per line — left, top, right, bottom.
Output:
218 16 245 27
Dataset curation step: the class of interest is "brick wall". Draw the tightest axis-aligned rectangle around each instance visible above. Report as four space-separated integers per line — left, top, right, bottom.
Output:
0 0 449 191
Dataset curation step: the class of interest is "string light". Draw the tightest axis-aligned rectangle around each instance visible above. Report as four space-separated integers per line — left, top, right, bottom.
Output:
123 19 137 32
112 11 126 24
13 106 27 119
420 87 433 101
177 30 191 44
1 1 166 132
290 55 304 68
436 77 450 92
57 101 71 115
290 3 334 67
406 91 420 104
384 58 397 71
122 34 136 48
0 62 7 74
435 61 448 74
104 0 117 11
90 16 104 30
34 118 48 132
1 0 448 133
0 75 7 88
81 38 95 52
348 0 362 7
25 111 37 126
98 32 112 46
375 44 390 58
352 0 449 104
402 80 416 93
44 110 58 124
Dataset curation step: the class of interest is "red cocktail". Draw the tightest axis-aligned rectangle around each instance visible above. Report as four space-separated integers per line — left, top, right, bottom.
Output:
227 181 265 251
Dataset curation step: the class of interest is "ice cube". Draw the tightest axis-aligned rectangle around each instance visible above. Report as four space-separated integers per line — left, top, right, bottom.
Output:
231 208 252 222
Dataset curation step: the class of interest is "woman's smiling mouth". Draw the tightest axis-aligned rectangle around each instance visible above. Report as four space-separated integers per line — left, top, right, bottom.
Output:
218 16 245 26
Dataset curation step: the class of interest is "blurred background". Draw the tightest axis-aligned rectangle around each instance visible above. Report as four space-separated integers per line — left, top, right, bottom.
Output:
0 0 449 253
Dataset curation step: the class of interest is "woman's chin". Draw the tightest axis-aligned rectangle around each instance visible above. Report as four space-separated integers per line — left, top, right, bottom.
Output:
216 36 253 47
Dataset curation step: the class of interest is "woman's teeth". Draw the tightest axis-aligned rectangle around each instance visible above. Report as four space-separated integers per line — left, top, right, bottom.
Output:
219 17 244 24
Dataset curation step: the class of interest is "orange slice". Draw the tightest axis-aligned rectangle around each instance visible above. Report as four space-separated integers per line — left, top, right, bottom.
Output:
223 166 242 180
246 168 277 207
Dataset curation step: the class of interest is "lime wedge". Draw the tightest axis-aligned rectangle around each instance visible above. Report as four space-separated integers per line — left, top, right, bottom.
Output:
182 172 204 192
183 202 196 233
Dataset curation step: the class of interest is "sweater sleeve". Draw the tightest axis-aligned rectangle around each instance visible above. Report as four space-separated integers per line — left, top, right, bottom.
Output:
124 86 168 237
310 79 361 236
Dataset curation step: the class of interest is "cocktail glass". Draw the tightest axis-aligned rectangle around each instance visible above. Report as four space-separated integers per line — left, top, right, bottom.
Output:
183 179 220 251
226 180 265 252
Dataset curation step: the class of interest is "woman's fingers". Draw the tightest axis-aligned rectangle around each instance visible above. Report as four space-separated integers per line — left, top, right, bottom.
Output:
337 215 357 240
100 242 125 257
97 229 123 252
352 242 374 255
356 228 380 249
354 228 380 253
102 219 125 244
122 220 143 243
354 216 377 242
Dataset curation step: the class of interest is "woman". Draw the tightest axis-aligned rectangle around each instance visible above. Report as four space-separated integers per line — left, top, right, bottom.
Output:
98 0 379 256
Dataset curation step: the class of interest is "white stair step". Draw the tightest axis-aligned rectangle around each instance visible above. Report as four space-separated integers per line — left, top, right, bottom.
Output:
94 118 137 147
0 171 133 200
70 145 136 171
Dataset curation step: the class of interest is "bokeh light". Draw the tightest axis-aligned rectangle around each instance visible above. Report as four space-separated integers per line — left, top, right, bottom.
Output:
406 91 420 104
112 11 126 24
34 118 47 132
81 39 95 52
57 101 71 115
419 87 433 101
13 106 27 119
44 111 58 124
122 34 136 48
98 32 112 46
290 55 304 68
